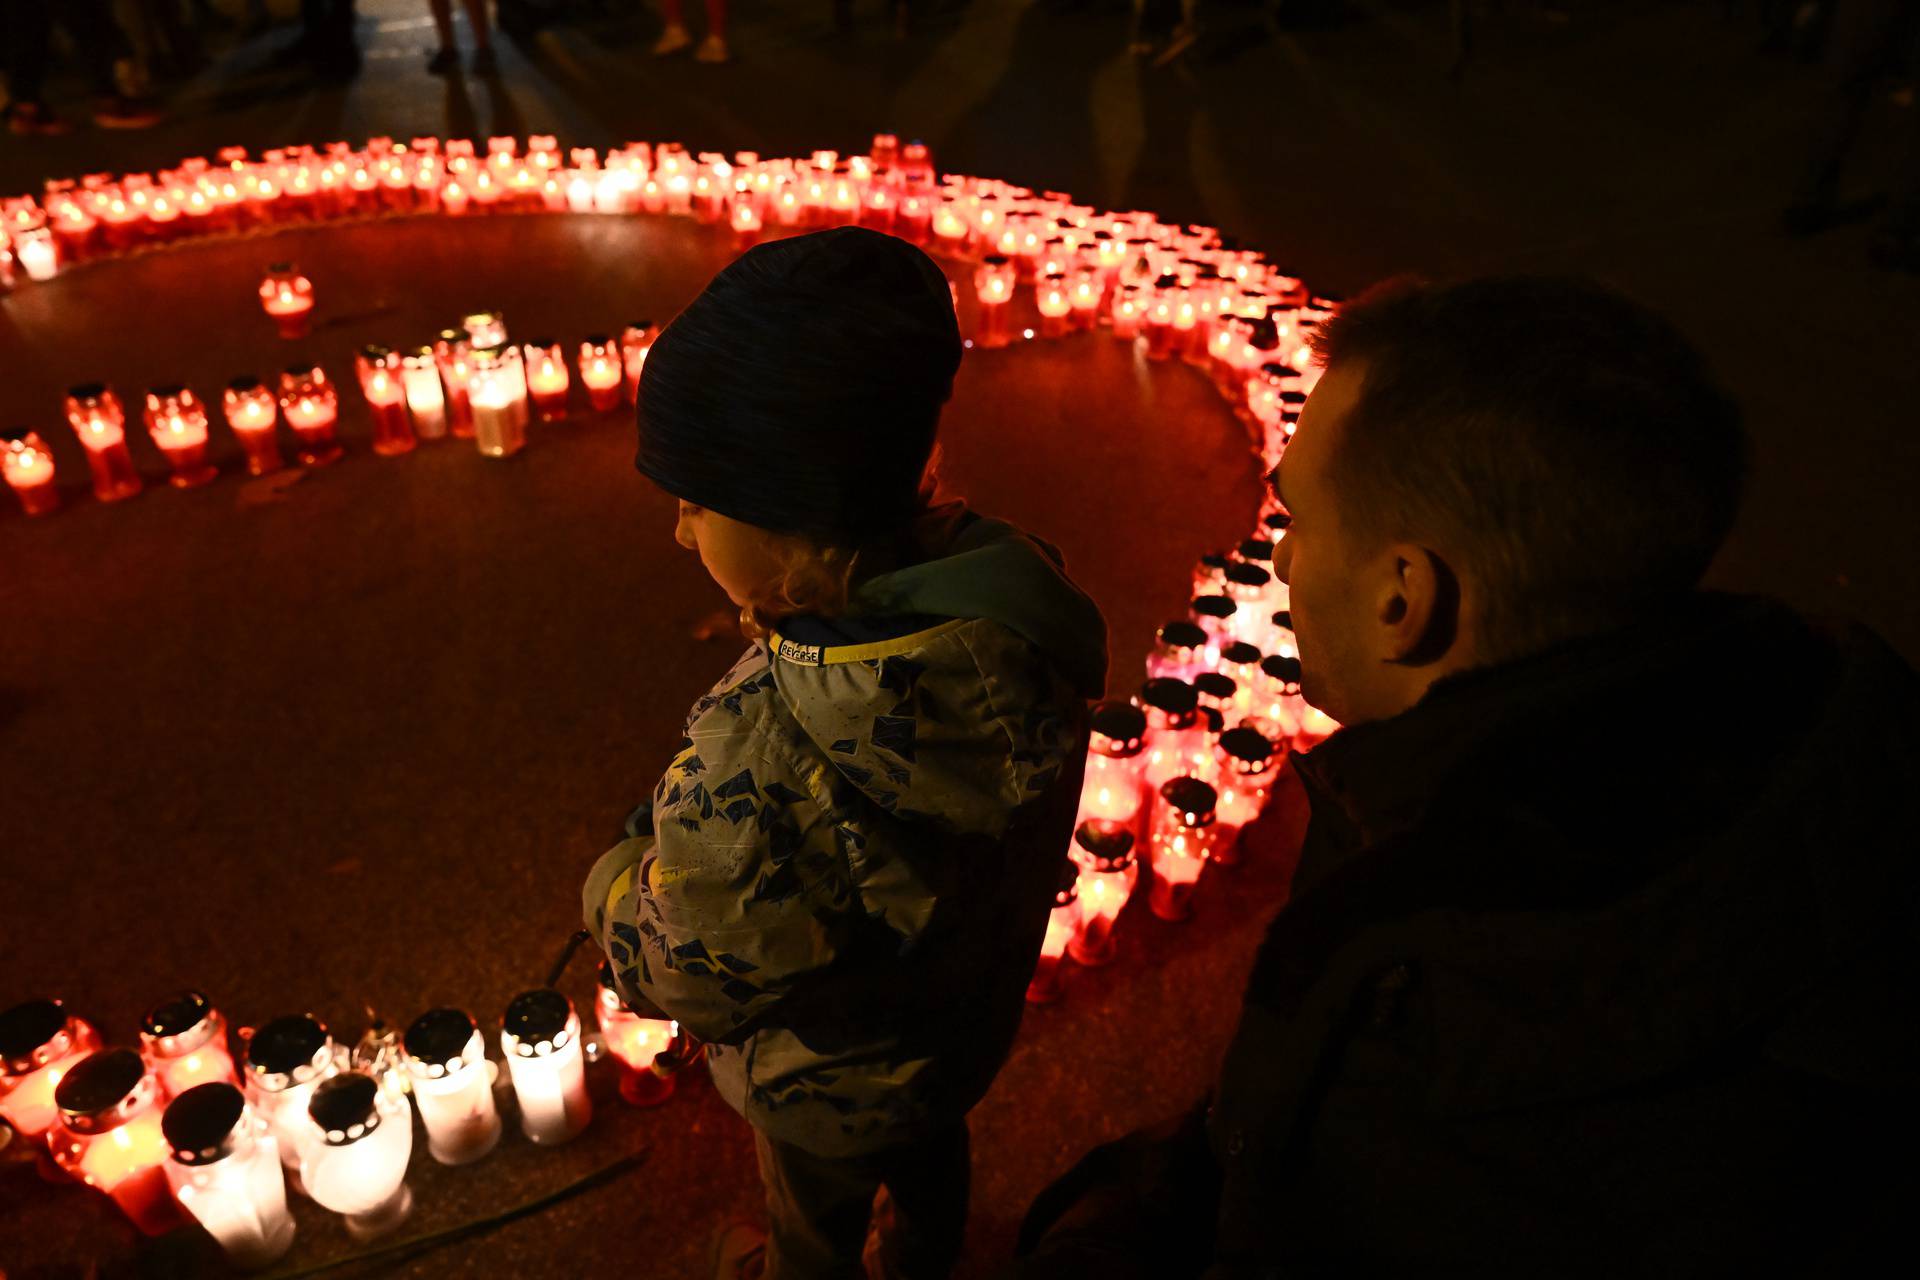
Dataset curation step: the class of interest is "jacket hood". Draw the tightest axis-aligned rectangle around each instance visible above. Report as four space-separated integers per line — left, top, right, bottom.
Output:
766 508 1103 836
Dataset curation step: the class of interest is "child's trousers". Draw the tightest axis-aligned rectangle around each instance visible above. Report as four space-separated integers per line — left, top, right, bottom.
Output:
754 1121 971 1280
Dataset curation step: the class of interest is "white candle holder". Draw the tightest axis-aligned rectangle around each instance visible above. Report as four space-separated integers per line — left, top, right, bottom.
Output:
500 989 591 1146
163 1083 296 1270
402 1009 501 1166
301 1072 413 1241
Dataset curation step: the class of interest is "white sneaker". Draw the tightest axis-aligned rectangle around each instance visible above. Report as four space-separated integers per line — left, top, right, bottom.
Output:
695 35 731 63
652 24 692 56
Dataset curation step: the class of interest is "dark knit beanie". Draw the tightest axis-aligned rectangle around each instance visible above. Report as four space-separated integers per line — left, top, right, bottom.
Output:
635 226 963 541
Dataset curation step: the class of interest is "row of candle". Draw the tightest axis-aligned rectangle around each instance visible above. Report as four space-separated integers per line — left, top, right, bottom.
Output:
0 971 681 1265
0 309 660 515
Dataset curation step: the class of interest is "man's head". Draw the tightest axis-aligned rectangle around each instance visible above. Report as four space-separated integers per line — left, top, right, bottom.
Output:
1272 275 1748 728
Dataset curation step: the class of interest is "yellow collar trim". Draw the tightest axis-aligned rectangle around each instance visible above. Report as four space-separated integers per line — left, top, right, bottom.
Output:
769 619 967 667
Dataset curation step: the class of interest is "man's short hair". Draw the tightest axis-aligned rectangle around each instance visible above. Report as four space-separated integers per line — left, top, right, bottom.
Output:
1309 275 1749 662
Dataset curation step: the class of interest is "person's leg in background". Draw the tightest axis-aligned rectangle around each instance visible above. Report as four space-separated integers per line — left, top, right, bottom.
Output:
654 0 693 55
33 0 164 128
870 1120 971 1279
300 0 358 78
427 0 493 74
1784 0 1905 233
462 0 494 71
694 0 728 61
2 0 70 133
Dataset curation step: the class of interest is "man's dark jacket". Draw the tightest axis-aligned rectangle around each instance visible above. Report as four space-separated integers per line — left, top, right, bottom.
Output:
1017 595 1918 1277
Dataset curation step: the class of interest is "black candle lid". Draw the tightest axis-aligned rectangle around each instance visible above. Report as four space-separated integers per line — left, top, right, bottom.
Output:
308 1072 380 1145
148 382 187 399
584 332 612 347
1192 672 1237 702
1190 594 1236 621
1137 677 1198 716
503 989 573 1056
1221 641 1263 667
226 374 266 394
246 1014 331 1089
1224 562 1272 590
625 318 656 332
1073 819 1136 873
405 1007 479 1069
163 1082 246 1165
359 342 393 361
1198 705 1225 734
1199 552 1231 572
1237 539 1274 563
0 999 69 1075
55 1049 151 1132
1156 620 1207 651
1280 390 1308 410
1219 726 1277 767
981 253 1011 268
1262 654 1303 687
1088 700 1147 751
67 381 109 399
1263 510 1293 533
142 990 212 1039
1159 776 1219 823
1272 610 1293 631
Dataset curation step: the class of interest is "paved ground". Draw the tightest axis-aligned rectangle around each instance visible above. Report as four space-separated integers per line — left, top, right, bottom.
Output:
3 1 1918 1276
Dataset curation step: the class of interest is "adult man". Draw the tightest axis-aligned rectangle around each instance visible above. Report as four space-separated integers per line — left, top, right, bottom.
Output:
1016 276 1918 1275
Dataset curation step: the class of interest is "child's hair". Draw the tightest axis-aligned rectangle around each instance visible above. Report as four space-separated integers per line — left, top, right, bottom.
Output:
738 446 946 640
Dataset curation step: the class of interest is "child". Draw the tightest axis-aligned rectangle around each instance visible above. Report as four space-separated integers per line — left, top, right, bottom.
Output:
582 227 1109 1279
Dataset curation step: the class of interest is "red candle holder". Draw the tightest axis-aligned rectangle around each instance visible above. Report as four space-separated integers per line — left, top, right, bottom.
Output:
278 365 342 467
620 322 657 406
433 330 477 440
139 991 238 1100
222 377 284 476
0 999 102 1142
258 264 314 340
144 386 218 488
973 256 1015 349
1068 820 1138 968
1080 700 1149 831
1036 273 1073 339
730 195 763 248
523 341 571 423
50 1050 185 1237
1148 776 1218 922
63 383 143 502
354 345 417 457
578 337 624 413
1025 864 1081 1005
1069 267 1103 331
1110 283 1146 340
1143 275 1184 361
595 965 678 1108
1 428 61 516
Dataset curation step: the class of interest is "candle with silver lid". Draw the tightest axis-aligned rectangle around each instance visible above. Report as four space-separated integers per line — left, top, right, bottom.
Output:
163 1083 295 1269
402 1008 501 1165
240 1014 340 1184
0 998 101 1140
500 989 591 1146
140 990 237 1099
301 1072 412 1240
467 345 528 459
49 1049 184 1235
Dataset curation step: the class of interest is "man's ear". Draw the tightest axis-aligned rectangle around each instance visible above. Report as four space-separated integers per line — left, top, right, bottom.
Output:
1377 542 1459 666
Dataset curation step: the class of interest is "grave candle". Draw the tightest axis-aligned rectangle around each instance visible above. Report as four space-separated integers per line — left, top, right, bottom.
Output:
1 428 60 517
277 364 342 467
578 336 624 412
301 1073 413 1241
1081 700 1149 830
354 345 417 457
433 330 477 439
15 226 58 281
596 964 678 1107
400 347 448 441
0 1000 102 1140
257 264 314 340
163 1083 296 1270
523 340 570 422
467 346 528 459
1025 863 1081 1005
620 322 657 404
222 377 284 476
499 990 591 1147
50 1050 184 1236
1036 273 1073 338
973 256 1015 349
1067 819 1138 967
1148 777 1218 922
139 991 238 1099
402 1009 501 1166
240 1014 341 1185
63 383 143 502
144 386 218 487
